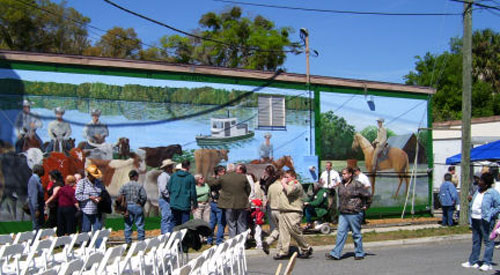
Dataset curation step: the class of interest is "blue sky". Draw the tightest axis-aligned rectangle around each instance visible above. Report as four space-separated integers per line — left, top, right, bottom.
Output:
54 0 499 84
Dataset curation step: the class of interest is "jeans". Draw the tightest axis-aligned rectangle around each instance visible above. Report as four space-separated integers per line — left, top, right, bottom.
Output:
442 206 455 226
159 198 174 234
225 208 247 238
171 208 190 227
124 203 145 244
469 218 496 265
82 213 103 248
207 201 226 245
30 205 44 231
329 212 364 259
304 206 317 223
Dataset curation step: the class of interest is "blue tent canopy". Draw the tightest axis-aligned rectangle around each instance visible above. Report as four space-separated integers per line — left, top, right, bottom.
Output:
446 140 500 165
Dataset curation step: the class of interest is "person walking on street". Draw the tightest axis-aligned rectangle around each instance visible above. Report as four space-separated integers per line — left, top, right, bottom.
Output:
193 174 211 223
158 159 175 233
207 165 227 245
262 171 283 255
462 172 500 271
274 170 313 260
439 173 458 226
168 160 197 227
208 163 251 238
326 167 372 261
119 170 148 244
75 164 104 232
28 164 45 231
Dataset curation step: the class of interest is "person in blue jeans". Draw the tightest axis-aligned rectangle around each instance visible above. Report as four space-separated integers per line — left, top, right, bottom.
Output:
462 172 500 272
168 160 197 227
325 167 371 261
119 170 148 244
158 159 175 233
75 164 104 233
439 173 458 226
207 165 227 245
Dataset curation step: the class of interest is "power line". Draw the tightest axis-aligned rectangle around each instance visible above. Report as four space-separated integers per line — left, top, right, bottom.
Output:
450 0 500 11
214 0 462 16
103 0 300 54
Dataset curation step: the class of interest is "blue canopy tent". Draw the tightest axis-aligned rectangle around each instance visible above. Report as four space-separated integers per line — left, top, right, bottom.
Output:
446 140 500 165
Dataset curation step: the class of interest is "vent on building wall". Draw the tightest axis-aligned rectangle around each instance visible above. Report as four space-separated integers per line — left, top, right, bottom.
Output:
257 96 286 130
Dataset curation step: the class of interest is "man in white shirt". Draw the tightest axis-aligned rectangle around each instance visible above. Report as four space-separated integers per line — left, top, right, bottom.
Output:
319 162 341 223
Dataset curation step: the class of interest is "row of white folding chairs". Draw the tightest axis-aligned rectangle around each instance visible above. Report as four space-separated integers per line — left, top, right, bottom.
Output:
176 229 250 275
0 228 111 275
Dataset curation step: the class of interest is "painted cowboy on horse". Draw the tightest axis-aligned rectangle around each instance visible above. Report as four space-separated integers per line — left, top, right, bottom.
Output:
45 107 73 153
82 108 109 149
14 100 43 153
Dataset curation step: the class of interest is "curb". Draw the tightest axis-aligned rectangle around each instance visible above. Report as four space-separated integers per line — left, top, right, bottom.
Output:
244 234 471 257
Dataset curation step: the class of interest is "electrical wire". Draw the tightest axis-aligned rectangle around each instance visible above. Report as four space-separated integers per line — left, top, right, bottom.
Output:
103 0 301 54
214 0 462 16
450 0 500 11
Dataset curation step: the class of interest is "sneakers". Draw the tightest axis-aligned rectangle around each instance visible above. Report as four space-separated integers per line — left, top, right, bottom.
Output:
480 264 492 271
298 247 313 259
461 262 479 269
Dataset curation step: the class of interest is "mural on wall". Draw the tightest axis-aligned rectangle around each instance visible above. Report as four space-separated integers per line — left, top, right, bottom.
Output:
319 91 430 208
0 68 315 221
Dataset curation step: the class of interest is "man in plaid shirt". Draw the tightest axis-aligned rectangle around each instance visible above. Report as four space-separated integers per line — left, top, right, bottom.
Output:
119 170 147 244
75 164 103 233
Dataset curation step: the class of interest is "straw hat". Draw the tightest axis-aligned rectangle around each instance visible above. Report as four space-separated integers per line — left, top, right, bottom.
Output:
376 118 385 123
264 132 272 138
90 109 102 116
86 164 102 178
160 159 176 169
174 163 182 171
54 107 65 115
22 99 32 107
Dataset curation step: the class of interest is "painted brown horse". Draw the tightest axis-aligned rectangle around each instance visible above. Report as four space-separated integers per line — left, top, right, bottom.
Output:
351 133 410 197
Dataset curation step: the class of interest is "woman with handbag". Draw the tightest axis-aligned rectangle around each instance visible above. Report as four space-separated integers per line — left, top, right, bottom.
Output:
46 170 64 228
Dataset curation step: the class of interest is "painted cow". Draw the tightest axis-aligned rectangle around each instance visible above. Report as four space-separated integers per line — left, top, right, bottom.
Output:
194 149 229 179
140 144 182 168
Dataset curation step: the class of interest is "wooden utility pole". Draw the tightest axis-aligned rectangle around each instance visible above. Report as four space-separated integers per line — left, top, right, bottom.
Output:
301 28 313 155
459 0 473 226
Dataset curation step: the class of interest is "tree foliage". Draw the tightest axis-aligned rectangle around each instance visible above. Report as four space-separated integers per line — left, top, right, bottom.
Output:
359 125 396 143
320 111 362 160
84 27 141 59
0 0 90 54
157 6 301 71
405 29 500 122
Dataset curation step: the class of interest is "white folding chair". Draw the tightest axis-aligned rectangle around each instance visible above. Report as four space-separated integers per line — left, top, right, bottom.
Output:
0 243 25 275
187 254 205 275
58 258 84 275
34 227 57 242
172 263 191 275
45 235 73 267
79 251 104 275
86 229 111 253
20 237 56 275
0 234 14 245
94 244 127 275
66 232 91 260
37 268 58 275
121 240 147 275
12 230 36 252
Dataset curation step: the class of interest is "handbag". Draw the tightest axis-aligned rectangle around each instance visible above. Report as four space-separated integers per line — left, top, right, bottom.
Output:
114 194 128 218
22 202 31 216
98 187 112 214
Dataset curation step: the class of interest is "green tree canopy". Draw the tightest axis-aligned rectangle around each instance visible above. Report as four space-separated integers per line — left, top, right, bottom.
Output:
405 29 500 122
84 27 141 59
0 0 90 54
157 6 301 71
320 111 362 160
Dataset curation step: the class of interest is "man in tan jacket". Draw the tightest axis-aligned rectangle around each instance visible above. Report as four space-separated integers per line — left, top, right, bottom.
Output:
262 172 283 254
274 170 313 260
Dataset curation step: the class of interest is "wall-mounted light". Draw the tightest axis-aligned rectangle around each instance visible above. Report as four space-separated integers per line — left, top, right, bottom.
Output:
364 83 375 111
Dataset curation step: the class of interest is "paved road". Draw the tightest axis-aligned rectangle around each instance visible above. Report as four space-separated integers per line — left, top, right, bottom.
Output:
246 239 499 275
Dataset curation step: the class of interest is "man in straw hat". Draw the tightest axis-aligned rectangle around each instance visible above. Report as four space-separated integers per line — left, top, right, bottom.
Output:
75 164 104 232
46 107 72 153
82 109 109 148
259 132 274 163
14 99 43 152
372 118 387 172
158 159 176 233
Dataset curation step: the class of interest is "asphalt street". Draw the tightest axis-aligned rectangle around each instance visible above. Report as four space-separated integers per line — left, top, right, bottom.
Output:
246 238 500 275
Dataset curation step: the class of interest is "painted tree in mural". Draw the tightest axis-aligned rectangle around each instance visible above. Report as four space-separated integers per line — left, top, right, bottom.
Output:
405 29 500 122
0 0 90 54
320 111 362 160
359 126 396 143
157 6 302 71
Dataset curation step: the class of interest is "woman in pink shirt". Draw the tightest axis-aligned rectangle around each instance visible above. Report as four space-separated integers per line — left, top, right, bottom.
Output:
46 175 79 235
